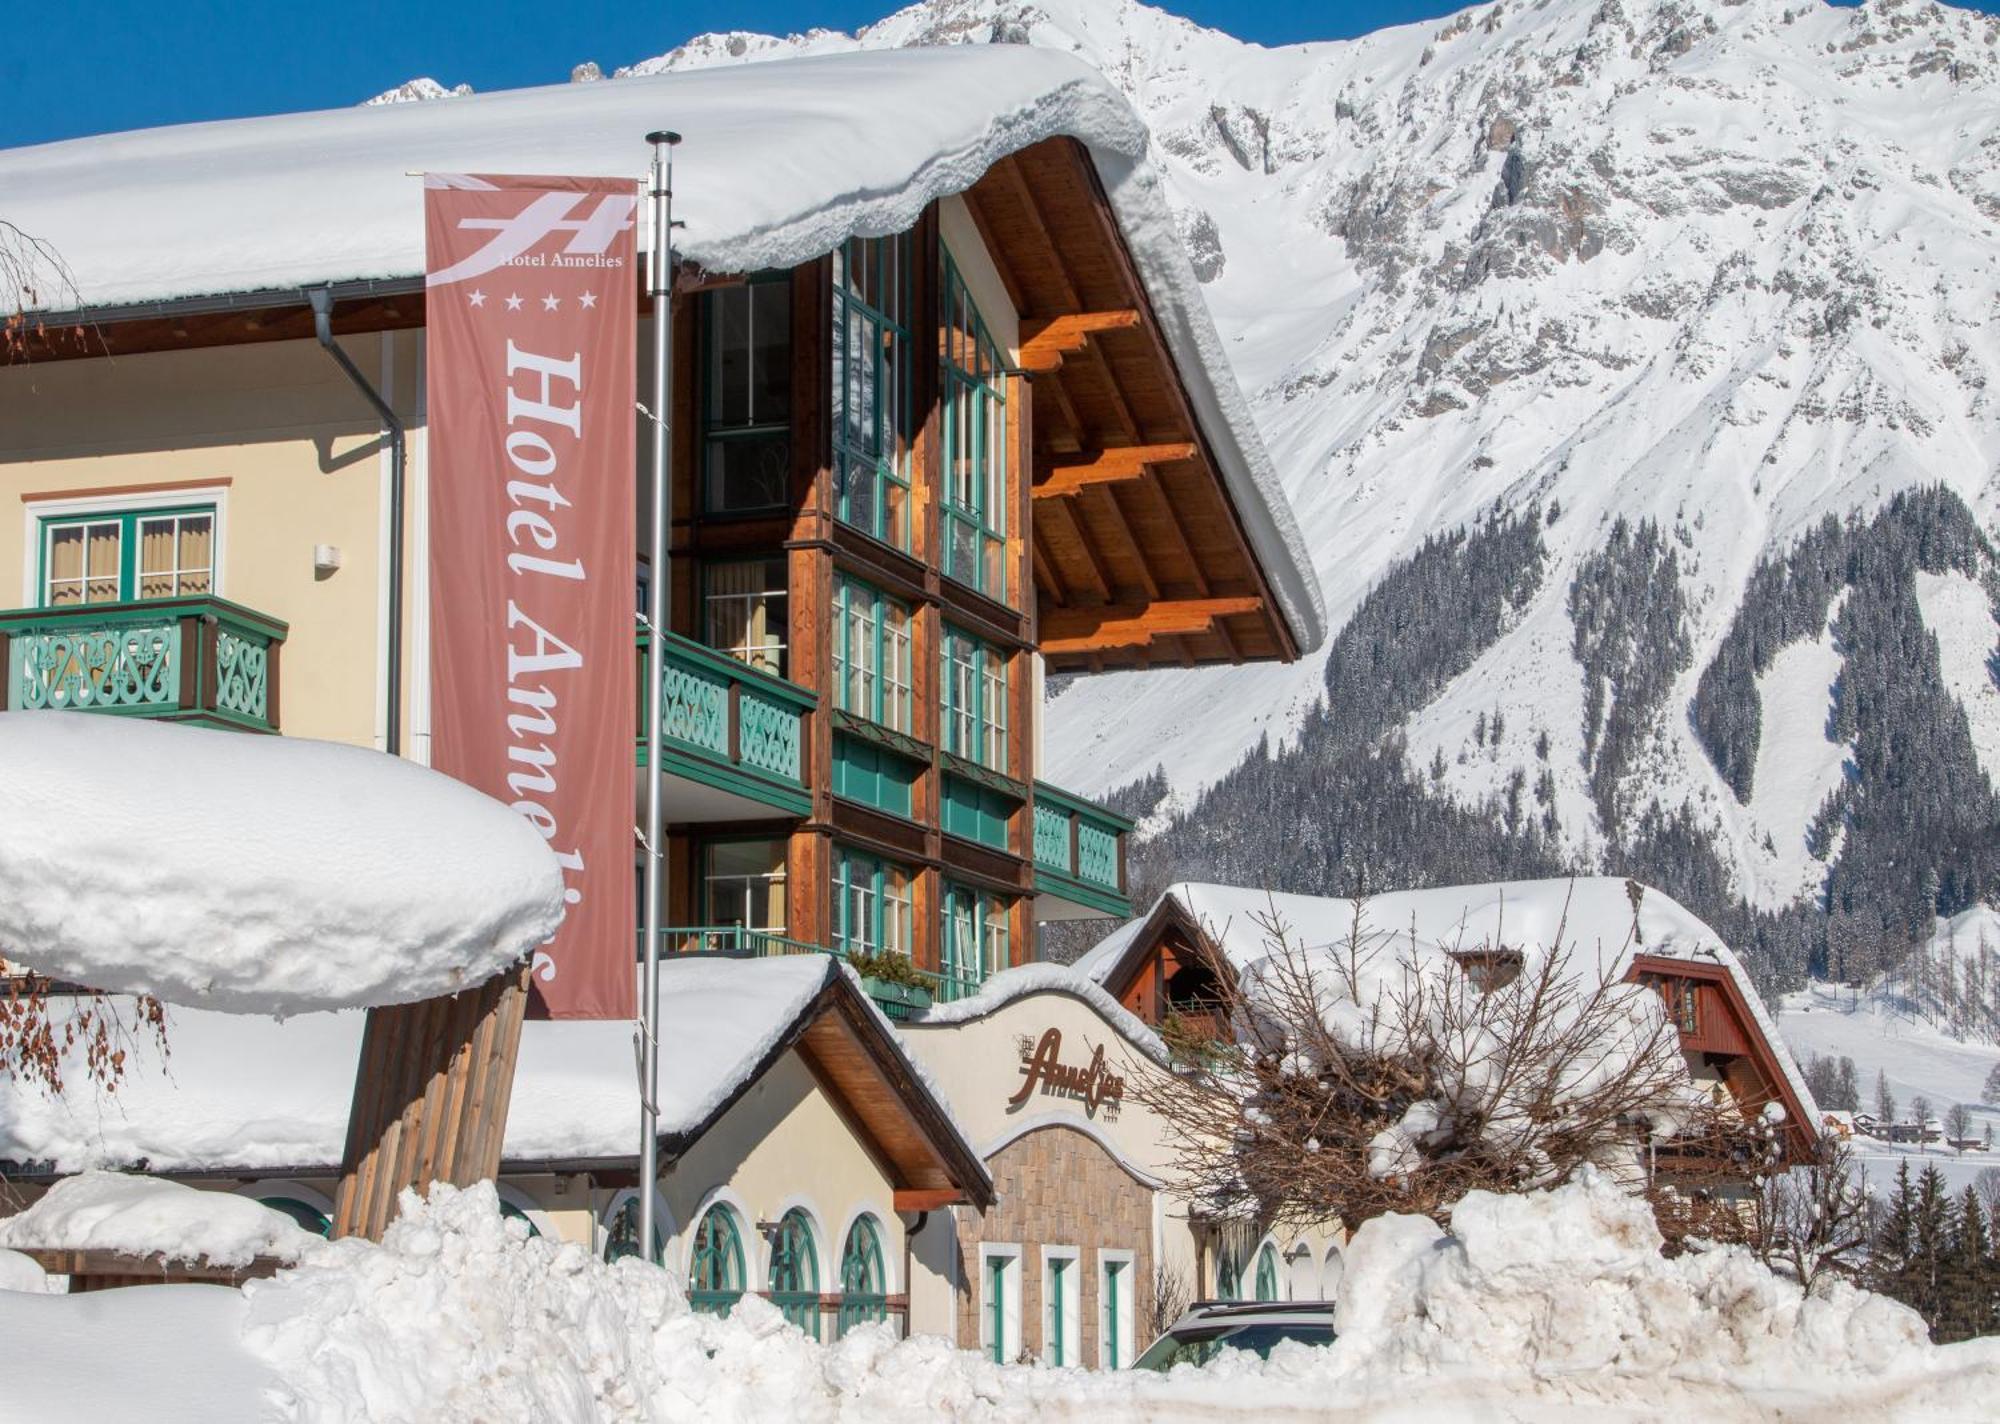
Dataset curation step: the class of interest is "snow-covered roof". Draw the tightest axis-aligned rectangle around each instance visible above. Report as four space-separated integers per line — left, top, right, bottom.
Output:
1080 877 1821 1129
0 714 563 1013
0 1170 315 1267
909 960 1168 1065
0 46 1324 652
0 955 958 1175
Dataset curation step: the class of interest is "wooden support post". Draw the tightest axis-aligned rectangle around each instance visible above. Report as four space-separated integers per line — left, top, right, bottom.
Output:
330 965 531 1241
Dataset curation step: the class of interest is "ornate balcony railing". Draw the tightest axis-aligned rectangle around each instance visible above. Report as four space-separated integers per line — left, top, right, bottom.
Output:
0 596 287 733
637 631 816 816
1031 780 1133 918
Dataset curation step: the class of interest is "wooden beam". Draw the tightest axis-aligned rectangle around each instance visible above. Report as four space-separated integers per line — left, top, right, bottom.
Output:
893 1188 966 1213
1019 310 1141 374
1090 485 1160 602
997 155 1084 312
1042 496 1113 604
1034 443 1198 499
1040 596 1264 651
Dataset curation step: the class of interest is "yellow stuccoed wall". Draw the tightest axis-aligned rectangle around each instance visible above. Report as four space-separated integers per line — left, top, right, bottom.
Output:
0 331 422 747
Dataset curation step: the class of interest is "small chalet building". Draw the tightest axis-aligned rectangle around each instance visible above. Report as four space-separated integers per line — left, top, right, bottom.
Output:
1078 879 1824 1177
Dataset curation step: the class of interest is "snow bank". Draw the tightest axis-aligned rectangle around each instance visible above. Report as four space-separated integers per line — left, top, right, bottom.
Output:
0 714 564 1012
0 1170 314 1267
216 1175 2000 1421
0 1247 48 1293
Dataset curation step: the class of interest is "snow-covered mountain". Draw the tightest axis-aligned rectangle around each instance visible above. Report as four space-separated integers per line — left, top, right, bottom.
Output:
620 0 2000 918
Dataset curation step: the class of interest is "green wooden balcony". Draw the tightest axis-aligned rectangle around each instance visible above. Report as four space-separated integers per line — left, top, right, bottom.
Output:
660 925 985 1020
0 596 287 733
1032 781 1133 919
637 631 816 819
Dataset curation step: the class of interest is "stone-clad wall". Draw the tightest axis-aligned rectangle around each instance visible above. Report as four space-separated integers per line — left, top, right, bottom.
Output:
953 1123 1153 1361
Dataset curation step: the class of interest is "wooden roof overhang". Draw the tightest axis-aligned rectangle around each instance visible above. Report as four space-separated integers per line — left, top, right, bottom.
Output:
1626 953 1820 1166
960 138 1300 673
652 968 995 1211
1090 893 1231 1007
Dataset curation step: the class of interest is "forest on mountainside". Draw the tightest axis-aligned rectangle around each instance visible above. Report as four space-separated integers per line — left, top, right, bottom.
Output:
1063 488 2000 1004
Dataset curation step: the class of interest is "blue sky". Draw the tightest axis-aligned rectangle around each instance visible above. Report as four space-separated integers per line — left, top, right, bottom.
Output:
0 1 1569 148
0 0 1968 150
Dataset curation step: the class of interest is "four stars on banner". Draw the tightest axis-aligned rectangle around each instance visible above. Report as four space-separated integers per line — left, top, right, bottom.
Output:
464 289 600 311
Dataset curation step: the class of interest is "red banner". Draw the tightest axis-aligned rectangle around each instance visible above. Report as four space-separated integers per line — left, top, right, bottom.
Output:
425 173 637 1019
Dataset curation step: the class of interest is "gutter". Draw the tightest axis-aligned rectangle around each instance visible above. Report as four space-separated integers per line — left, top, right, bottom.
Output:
307 287 406 756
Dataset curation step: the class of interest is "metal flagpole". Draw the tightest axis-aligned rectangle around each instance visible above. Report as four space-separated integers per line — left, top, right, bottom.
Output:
638 129 680 1260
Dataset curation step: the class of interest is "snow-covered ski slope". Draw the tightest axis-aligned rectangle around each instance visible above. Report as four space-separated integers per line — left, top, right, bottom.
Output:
631 0 2000 908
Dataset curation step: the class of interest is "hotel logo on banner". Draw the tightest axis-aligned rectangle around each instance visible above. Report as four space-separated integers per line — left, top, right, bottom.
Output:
425 173 638 1020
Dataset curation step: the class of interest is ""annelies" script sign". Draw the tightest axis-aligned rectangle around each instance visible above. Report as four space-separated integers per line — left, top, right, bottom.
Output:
1007 1027 1125 1118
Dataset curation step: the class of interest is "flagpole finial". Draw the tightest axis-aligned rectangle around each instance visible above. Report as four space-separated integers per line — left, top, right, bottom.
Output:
646 130 682 147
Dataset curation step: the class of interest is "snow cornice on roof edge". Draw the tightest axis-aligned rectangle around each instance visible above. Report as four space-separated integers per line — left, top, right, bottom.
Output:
0 47 1325 652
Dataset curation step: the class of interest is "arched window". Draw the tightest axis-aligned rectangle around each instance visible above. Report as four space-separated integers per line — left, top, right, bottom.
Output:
258 1196 330 1238
767 1207 822 1339
604 1192 664 1265
1323 1245 1346 1297
1254 1242 1281 1302
1213 1244 1242 1301
688 1202 747 1315
836 1215 888 1337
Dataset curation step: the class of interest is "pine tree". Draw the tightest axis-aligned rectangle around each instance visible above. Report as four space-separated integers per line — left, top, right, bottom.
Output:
1876 1069 1898 1129
1939 1186 1996 1343
1837 1056 1859 1112
1982 1061 2000 1108
1911 1163 1954 1331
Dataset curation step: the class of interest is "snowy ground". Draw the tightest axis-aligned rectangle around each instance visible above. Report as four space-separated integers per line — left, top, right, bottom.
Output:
3 1174 1995 1422
1781 981 2000 1195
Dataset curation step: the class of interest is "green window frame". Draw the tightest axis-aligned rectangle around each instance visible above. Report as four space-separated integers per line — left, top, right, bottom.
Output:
688 1201 747 1313
940 882 1010 1001
833 845 914 959
257 1196 330 1238
701 275 792 515
605 1192 665 1266
836 1215 889 1337
940 776 1013 850
831 234 914 549
38 504 217 607
768 1208 822 1339
701 557 788 677
833 576 912 733
1254 1242 1280 1302
1045 1254 1072 1366
832 736 919 819
985 1251 1012 1364
1102 1259 1125 1369
940 625 1008 772
939 249 1009 602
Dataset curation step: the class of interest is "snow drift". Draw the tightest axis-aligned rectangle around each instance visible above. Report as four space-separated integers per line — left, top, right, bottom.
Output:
0 714 564 1012
0 1175 1957 1420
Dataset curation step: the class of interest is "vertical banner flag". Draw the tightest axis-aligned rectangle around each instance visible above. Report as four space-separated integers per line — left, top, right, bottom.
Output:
425 174 637 1019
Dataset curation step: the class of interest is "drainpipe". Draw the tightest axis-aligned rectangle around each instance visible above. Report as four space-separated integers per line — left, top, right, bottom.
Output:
309 286 405 756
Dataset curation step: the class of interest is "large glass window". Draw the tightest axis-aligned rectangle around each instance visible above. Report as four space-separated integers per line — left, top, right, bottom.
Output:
702 558 788 676
833 577 913 733
834 845 913 960
831 235 913 548
40 506 215 607
702 839 787 934
702 277 791 513
939 251 1009 602
940 626 1008 772
941 883 1010 1000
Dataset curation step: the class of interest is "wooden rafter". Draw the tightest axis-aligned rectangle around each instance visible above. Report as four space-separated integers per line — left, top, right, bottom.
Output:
1019 309 1141 374
1147 476 1213 598
1089 485 1161 601
1040 596 1263 653
998 155 1084 311
1034 442 1197 499
1042 496 1113 604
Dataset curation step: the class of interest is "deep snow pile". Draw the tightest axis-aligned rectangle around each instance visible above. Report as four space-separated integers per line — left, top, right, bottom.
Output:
0 1247 48 1293
0 715 564 1011
0 1171 315 1267
208 1175 2000 1422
